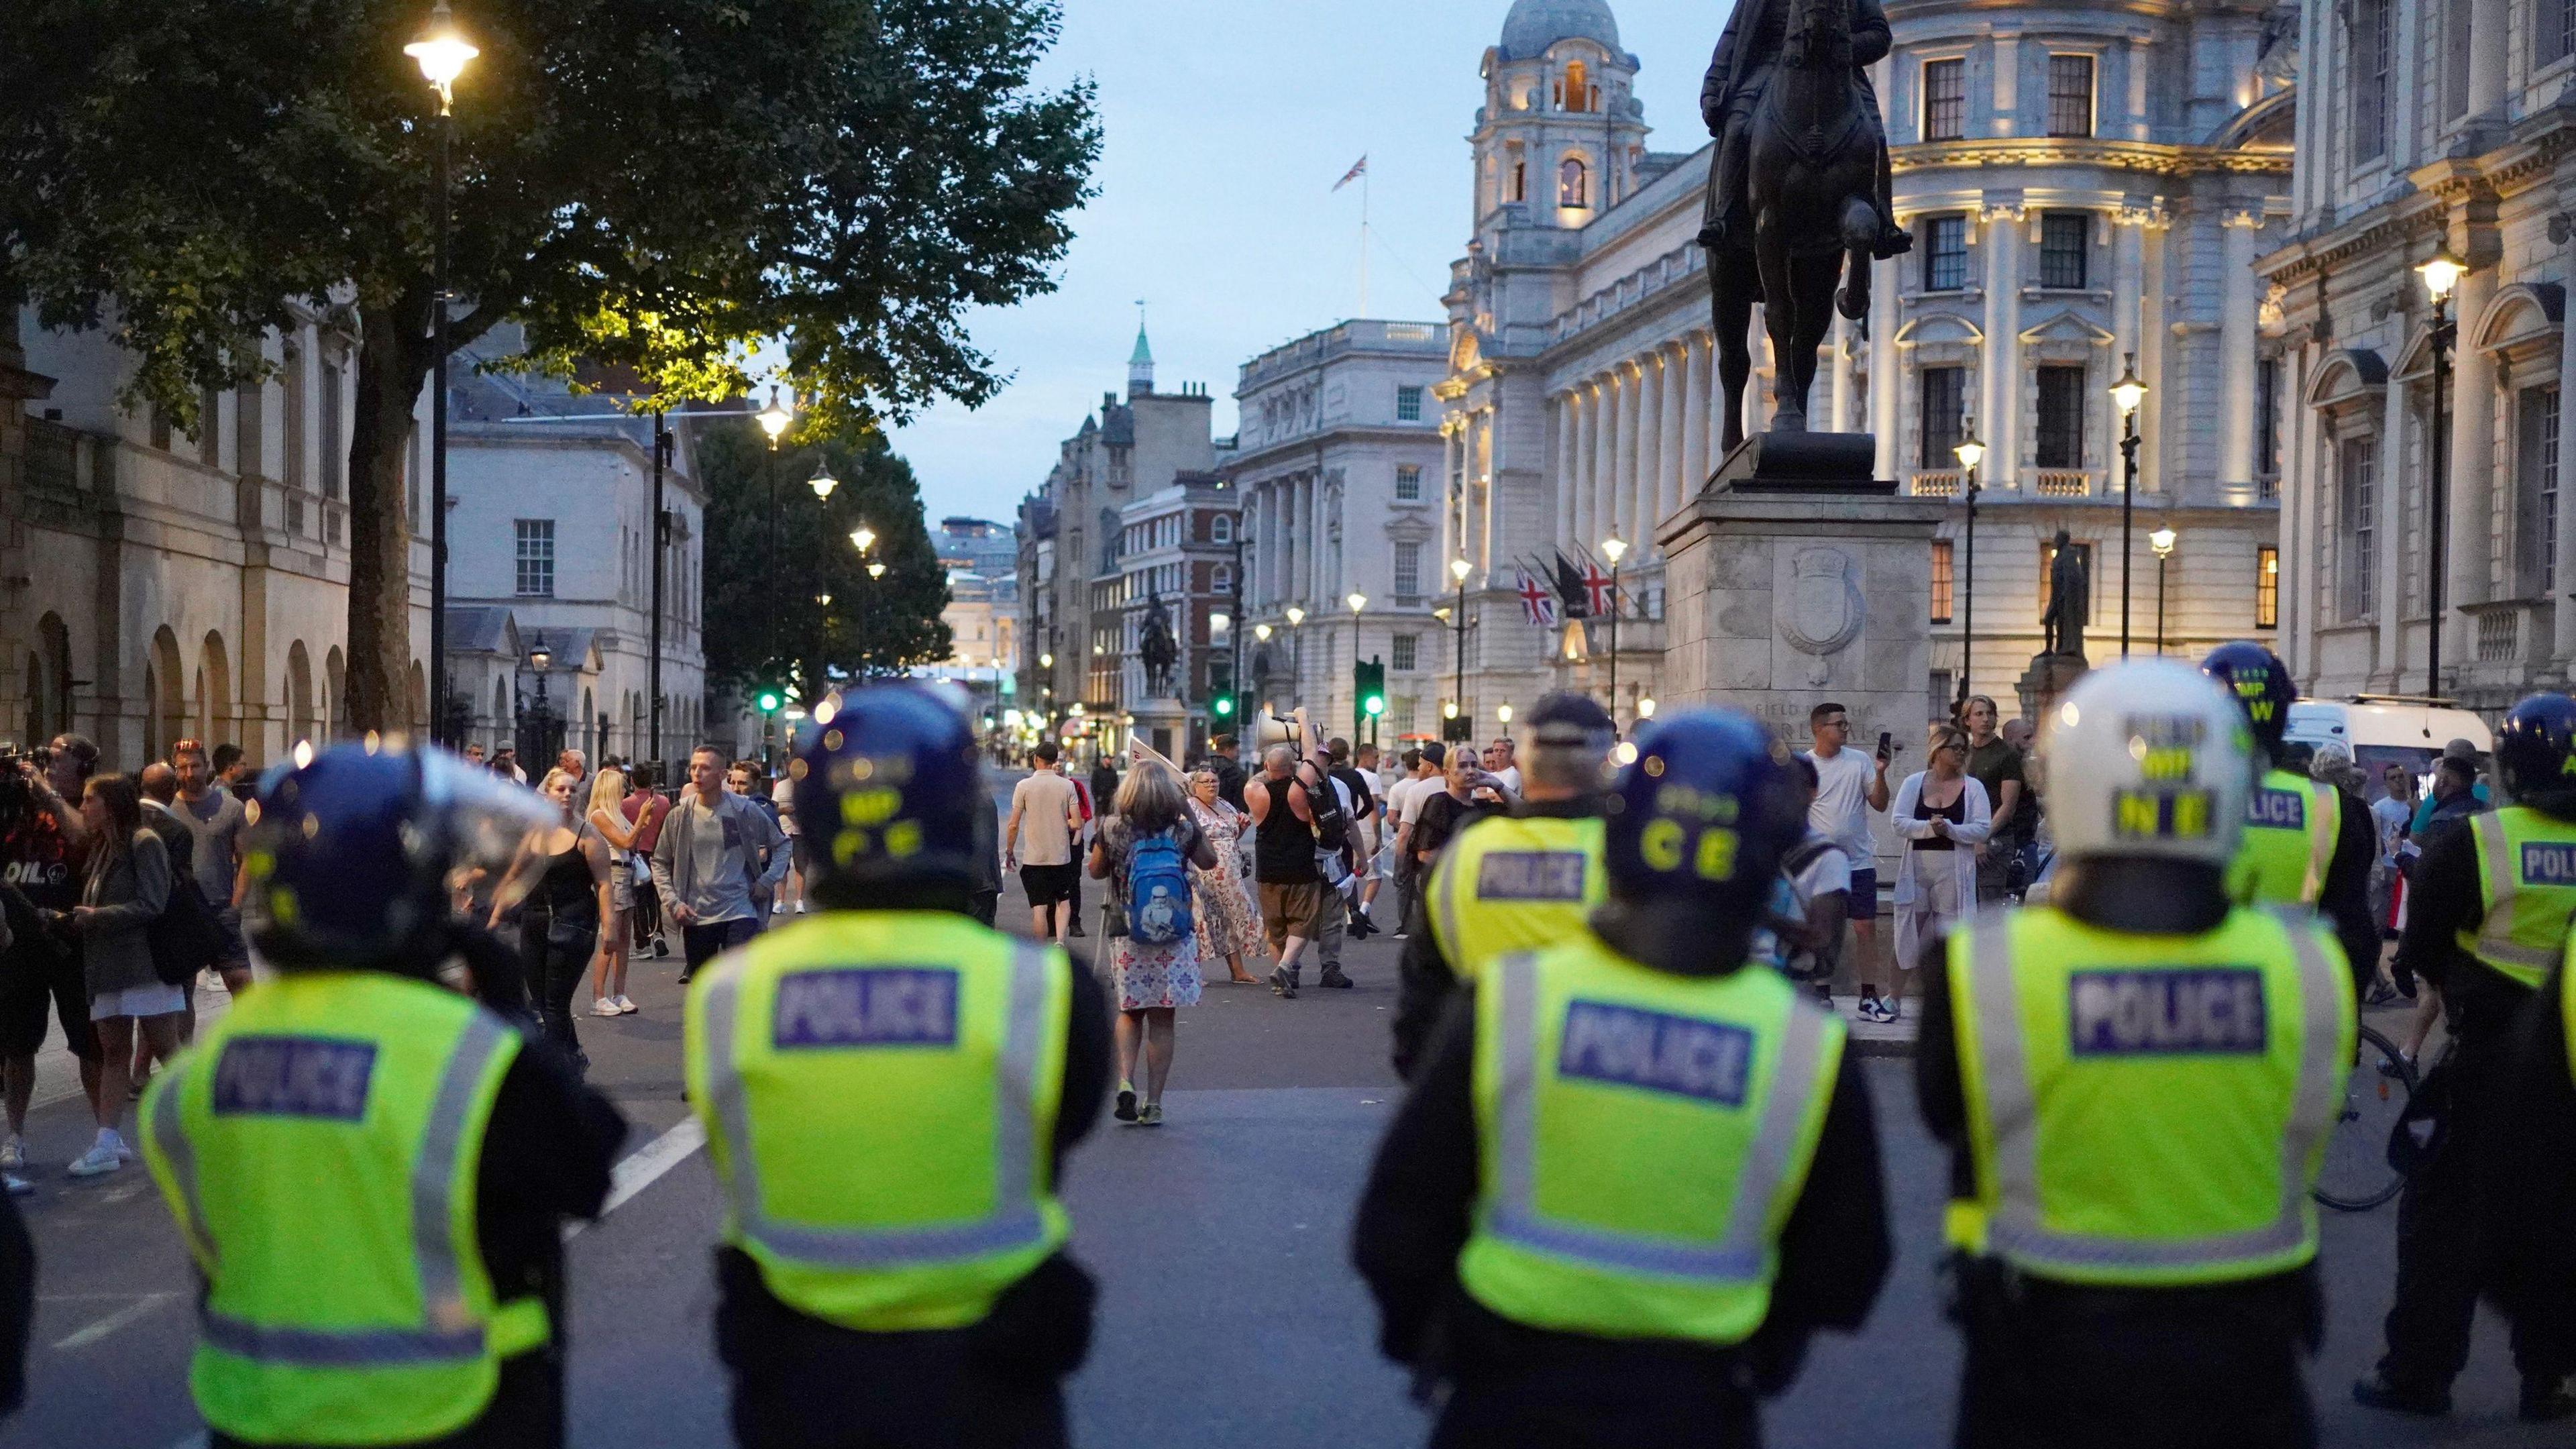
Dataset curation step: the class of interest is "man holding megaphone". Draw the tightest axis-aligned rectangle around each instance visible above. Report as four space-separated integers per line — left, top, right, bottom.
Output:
1243 709 1367 998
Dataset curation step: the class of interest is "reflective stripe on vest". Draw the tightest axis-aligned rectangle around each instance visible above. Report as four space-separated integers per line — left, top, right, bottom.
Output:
1959 910 2346 1277
698 941 1055 1267
1481 951 1832 1281
149 1009 518 1367
2231 771 2337 908
1429 816 1606 983
2459 809 2576 987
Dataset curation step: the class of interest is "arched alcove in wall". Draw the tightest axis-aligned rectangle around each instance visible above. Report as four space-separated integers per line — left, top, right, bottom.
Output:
199 631 232 747
286 642 316 749
151 627 186 761
323 647 347 738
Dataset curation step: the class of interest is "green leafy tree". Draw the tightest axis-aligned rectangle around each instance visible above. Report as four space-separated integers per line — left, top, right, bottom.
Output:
0 0 1095 730
698 422 951 706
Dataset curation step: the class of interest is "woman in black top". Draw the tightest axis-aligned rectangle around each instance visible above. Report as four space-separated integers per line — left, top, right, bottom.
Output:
491 769 614 1069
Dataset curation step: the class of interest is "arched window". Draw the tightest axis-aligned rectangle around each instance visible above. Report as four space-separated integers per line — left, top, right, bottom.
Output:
1564 60 1591 113
1559 156 1590 209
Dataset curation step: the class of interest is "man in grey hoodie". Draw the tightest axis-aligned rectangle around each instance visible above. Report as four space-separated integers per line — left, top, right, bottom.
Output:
650 745 788 984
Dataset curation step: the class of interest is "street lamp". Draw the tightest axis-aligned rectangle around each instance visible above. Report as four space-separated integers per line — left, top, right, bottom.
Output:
407 1 477 744
1636 696 1657 719
1952 421 1986 704
1497 703 1513 725
1450 555 1473 741
1285 605 1306 704
1600 535 1628 726
849 525 875 554
2420 242 2467 698
525 630 553 758
808 464 838 500
2149 525 2178 655
2109 354 2149 658
756 386 794 676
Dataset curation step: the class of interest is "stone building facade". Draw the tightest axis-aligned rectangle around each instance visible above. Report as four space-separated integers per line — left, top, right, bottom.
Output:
2259 0 2576 712
1106 476 1239 757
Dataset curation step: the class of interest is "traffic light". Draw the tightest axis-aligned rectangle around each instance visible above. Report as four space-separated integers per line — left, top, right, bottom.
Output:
1354 657 1385 733
755 687 784 715
1212 695 1235 718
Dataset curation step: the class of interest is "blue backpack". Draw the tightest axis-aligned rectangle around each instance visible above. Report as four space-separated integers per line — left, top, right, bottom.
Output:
1127 826 1196 946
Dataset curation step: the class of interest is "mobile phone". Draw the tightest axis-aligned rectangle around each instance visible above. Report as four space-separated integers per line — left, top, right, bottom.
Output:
1876 731 1892 760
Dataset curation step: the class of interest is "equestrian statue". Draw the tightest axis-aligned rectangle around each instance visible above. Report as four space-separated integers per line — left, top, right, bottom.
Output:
1700 0 1908 451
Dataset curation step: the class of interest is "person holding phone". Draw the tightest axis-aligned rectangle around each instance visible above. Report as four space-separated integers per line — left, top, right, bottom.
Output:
1798 703 1891 1021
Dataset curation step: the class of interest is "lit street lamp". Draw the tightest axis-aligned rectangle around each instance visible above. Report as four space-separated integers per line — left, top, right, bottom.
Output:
1600 535 1627 728
757 386 794 677
2110 356 2150 658
407 1 477 744
1952 421 1986 704
1450 556 1473 741
2420 243 2467 697
808 464 838 500
2149 525 2178 655
1285 605 1306 703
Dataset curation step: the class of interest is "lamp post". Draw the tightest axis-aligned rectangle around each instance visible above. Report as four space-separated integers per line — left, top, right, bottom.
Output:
1450 556 1472 741
757 388 794 678
1600 535 1627 727
849 524 875 682
1285 604 1306 708
2110 355 2149 658
2149 526 2178 654
407 2 476 745
1952 422 1986 705
525 631 553 761
1346 591 1366 738
2420 244 2467 698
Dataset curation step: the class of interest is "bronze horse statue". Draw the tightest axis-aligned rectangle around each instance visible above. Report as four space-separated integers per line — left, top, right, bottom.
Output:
1708 0 1884 449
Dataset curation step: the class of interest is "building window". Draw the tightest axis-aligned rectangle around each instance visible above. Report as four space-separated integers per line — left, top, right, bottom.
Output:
2339 437 2377 619
1560 60 1594 113
1392 634 1419 671
1931 539 1955 624
321 360 344 501
1923 58 1967 142
1559 156 1589 209
1394 541 1422 599
2255 547 2280 629
2046 54 2096 138
2038 212 2089 289
2353 0 2392 162
1395 464 1423 500
2518 384 2561 596
1919 367 1964 468
2540 0 2576 67
1397 386 1425 422
1212 513 1232 543
1213 563 1233 593
1511 159 1527 203
515 519 556 598
2035 367 2088 468
2256 358 2282 490
2040 540 2095 622
1921 215 1968 291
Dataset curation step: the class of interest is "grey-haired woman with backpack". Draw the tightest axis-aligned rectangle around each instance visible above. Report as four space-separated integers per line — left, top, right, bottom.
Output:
1087 757 1216 1126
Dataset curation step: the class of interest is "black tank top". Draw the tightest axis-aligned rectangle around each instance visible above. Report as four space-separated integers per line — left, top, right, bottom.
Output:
1254 778 1320 884
539 822 599 928
1911 782 1966 851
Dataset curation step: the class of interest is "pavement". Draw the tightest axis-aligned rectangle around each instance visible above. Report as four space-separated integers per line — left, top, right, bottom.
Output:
0 772 2536 1448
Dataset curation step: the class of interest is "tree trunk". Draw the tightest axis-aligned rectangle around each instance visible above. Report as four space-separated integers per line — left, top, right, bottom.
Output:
345 298 433 735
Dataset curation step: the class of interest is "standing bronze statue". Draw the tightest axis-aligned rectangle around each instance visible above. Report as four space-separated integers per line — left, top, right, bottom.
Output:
1700 0 1908 449
2042 529 2090 661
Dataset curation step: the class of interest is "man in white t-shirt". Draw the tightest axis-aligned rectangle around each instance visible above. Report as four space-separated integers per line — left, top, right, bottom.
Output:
769 774 806 915
1483 737 1523 797
1386 744 1444 941
1796 700 1891 1020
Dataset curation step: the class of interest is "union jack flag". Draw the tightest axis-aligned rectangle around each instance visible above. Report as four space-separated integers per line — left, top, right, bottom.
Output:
1515 568 1558 627
1579 558 1615 619
1332 155 1368 192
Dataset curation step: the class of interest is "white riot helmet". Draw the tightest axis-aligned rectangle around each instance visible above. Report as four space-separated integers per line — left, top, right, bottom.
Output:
2035 659 2255 870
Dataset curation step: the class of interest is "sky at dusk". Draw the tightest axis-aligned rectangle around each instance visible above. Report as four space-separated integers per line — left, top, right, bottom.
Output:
892 0 1727 527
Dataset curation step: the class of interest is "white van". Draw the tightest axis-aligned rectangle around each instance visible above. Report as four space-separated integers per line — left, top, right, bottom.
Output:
2283 697 2493 796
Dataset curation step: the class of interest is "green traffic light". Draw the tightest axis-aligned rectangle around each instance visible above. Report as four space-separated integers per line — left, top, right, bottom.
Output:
1213 696 1234 716
1364 696 1384 716
757 690 782 713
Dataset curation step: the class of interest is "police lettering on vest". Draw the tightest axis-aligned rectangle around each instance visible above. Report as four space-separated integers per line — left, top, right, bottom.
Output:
2068 969 2267 1055
211 1037 377 1120
773 969 958 1047
1479 850 1590 901
2524 841 2576 887
1430 816 1608 982
1559 1001 1755 1106
2459 807 2576 988
2246 788 2306 831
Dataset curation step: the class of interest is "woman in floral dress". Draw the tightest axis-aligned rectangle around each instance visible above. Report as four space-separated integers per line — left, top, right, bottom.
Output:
1089 761 1218 1125
1187 768 1260 983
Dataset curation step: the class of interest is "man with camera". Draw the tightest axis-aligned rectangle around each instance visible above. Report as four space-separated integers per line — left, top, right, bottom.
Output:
0 736 99 1192
1245 710 1364 997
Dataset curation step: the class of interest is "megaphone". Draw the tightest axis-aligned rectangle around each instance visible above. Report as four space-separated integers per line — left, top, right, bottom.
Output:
1252 710 1299 751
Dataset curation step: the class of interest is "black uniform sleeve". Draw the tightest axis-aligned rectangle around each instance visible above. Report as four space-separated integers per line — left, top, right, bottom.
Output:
2487 969 2576 1337
1913 937 1978 1199
1756 1047 1890 1344
1391 877 1461 1081
1353 988 1481 1366
474 1039 627 1310
2394 822 2480 996
1054 958 1112 1169
2320 798 2383 996
0 1185 28 1415
447 921 532 1023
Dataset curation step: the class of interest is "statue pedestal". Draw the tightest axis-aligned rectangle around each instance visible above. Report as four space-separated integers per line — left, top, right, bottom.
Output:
1130 696 1193 763
1661 433 1943 746
2015 653 2090 725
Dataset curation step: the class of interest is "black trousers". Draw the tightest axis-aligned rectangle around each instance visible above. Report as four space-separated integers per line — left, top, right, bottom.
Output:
1955 1284 2315 1449
1432 1367 1760 1449
2379 1040 2567 1387
519 918 590 1062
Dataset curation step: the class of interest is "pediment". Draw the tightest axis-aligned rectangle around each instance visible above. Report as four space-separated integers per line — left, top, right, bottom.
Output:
2017 308 2117 347
1892 313 1984 347
2473 282 2565 355
2304 347 2387 408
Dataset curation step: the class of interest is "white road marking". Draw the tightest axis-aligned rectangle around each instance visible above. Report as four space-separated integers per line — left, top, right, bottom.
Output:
565 1116 706 1240
51 1291 178 1351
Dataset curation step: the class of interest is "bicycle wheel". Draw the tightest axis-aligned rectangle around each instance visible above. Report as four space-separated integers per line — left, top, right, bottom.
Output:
2314 1023 2416 1212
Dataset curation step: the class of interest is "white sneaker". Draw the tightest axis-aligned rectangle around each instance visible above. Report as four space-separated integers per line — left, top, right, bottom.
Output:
0 1137 25 1171
614 995 638 1014
590 998 622 1018
1 1173 28 1197
113 1133 134 1162
66 1141 121 1177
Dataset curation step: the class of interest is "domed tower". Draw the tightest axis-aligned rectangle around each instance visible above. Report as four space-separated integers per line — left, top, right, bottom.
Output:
1473 0 1649 241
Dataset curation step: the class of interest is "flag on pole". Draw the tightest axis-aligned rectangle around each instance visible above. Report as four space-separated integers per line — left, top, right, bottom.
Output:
1551 553 1591 621
1515 568 1558 627
1333 155 1368 192
1578 557 1615 619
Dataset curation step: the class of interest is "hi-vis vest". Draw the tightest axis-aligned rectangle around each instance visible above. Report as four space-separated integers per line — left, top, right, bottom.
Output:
1458 941 1845 1346
1945 907 2353 1287
1426 812 1607 981
2455 806 2576 989
2227 768 2340 908
686 911 1072 1333
140 972 535 1447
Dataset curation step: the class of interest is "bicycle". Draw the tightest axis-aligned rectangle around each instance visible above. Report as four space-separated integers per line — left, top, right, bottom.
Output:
2314 1022 2417 1212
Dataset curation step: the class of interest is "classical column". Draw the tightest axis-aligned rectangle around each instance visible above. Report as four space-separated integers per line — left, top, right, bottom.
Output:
1990 32 2021 137
2218 211 2264 488
2376 372 2408 681
1589 372 1617 554
1829 315 1853 435
1555 396 1578 554
2140 213 2169 496
2470 0 2508 115
2111 209 2146 384
1681 334 1711 508
1477 410 1499 580
1617 361 1644 551
2284 343 2317 672
1660 341 1688 539
2446 264 2500 678
1870 261 1898 478
1632 354 1662 549
2558 317 2576 667
1442 427 1462 581
1980 205 2023 491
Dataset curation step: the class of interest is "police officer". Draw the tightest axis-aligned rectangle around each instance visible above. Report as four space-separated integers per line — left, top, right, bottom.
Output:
2485 949 2576 1413
686 684 1112 1449
2355 691 2576 1421
2201 642 2381 990
1919 659 2355 1448
140 743 625 1449
1356 708 1890 1448
1391 692 1616 1079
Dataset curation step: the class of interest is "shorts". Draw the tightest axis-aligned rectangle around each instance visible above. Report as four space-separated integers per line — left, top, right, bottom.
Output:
1019 863 1078 908
1258 881 1327 949
1847 867 1880 921
609 863 636 916
91 982 188 1020
211 907 250 969
792 835 817 877
0 948 95 1060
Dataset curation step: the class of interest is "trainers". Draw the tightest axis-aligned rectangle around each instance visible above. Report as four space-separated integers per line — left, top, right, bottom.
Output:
1138 1103 1164 1126
652 938 670 959
1271 965 1299 1000
114 1134 134 1162
614 995 638 1014
2353 1372 2451 1417
590 998 622 1017
66 1141 121 1178
1114 1085 1138 1123
0 1137 24 1172
1391 931 1409 941
676 969 694 986
1318 967 1354 989
1 1174 27 1197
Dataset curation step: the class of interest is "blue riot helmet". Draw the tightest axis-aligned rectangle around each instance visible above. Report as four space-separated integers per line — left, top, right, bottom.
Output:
242 743 551 972
792 683 985 902
2496 692 2576 818
1601 708 1805 957
2200 641 2296 761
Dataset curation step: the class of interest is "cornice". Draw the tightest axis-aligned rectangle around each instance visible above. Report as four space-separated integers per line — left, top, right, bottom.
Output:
1892 138 2290 178
2255 194 2445 286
